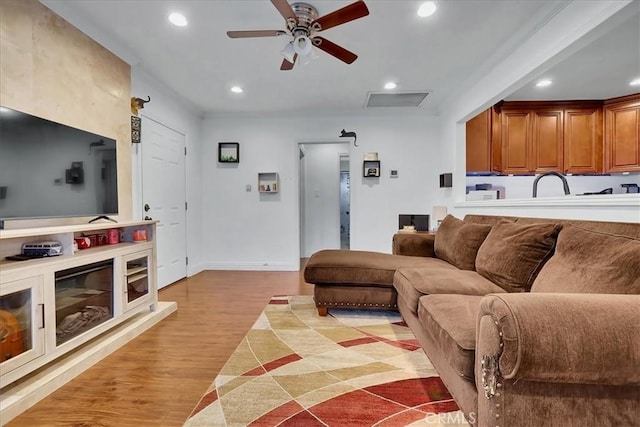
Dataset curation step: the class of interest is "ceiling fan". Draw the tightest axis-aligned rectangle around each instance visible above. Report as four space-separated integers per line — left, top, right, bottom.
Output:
227 0 369 71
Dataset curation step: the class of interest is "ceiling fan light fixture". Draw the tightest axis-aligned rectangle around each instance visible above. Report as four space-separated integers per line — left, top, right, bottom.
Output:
300 48 318 65
293 35 313 56
281 41 296 63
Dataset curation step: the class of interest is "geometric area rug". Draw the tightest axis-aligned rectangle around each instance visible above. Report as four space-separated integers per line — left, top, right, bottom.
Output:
184 296 469 426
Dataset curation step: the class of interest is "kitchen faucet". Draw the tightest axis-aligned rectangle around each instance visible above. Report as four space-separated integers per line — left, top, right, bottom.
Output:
532 171 571 197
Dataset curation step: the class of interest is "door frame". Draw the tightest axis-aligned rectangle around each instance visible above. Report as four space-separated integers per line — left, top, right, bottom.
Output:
296 141 351 259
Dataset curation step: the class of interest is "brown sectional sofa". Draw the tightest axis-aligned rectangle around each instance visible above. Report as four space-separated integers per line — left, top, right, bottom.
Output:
304 214 640 426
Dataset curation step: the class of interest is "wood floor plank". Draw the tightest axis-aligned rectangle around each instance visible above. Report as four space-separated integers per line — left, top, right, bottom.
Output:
6 267 314 426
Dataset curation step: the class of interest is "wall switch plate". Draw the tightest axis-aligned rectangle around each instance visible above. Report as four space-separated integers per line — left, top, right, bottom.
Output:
245 184 251 192
390 170 399 178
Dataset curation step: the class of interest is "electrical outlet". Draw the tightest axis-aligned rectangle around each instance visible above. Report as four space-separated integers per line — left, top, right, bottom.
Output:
390 170 399 178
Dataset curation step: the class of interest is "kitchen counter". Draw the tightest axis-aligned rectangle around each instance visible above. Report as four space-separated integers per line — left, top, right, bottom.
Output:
451 193 639 225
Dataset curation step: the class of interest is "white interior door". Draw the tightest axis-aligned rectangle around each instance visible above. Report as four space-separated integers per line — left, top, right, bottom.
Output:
141 117 187 288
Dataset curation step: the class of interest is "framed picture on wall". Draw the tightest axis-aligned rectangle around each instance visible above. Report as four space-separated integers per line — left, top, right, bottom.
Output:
363 160 380 177
218 142 239 163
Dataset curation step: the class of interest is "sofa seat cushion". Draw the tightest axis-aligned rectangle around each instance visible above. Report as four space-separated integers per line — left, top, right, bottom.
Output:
394 267 505 315
304 250 444 286
532 225 640 294
418 294 484 381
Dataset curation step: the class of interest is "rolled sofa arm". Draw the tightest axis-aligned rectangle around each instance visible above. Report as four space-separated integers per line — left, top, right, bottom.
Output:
477 293 640 387
392 233 436 257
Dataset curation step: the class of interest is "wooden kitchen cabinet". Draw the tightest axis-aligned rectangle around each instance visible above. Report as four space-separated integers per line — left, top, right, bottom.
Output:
466 109 491 172
466 107 501 172
564 107 603 173
604 94 640 173
532 109 564 173
500 109 532 174
497 101 604 174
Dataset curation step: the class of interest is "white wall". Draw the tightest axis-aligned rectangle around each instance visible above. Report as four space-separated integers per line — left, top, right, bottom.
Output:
131 68 205 276
300 142 349 257
201 111 441 270
437 0 639 222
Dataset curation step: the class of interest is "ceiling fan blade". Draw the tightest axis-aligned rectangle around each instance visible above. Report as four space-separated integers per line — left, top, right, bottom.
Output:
227 30 286 38
312 1 369 32
271 0 296 21
280 55 297 71
312 37 357 64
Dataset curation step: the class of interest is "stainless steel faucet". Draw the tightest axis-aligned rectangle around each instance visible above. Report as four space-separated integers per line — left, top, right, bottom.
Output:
532 171 571 197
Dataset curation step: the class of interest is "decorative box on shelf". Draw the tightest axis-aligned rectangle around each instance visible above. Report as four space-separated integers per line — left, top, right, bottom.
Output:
258 172 279 193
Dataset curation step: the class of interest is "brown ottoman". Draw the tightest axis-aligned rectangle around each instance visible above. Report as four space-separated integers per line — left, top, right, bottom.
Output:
303 249 436 316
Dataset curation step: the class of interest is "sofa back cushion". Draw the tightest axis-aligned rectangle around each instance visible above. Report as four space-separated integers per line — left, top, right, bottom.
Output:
475 220 562 292
531 225 640 294
434 215 492 270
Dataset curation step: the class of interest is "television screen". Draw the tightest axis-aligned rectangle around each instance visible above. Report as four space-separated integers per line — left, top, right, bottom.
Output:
0 106 118 220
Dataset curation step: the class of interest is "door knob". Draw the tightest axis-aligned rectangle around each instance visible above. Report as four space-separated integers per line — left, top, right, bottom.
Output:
144 204 150 212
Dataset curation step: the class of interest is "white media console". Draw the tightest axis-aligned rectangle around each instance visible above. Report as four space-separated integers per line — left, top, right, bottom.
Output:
0 220 176 423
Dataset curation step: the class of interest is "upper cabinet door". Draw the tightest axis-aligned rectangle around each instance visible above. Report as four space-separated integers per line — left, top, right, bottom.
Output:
564 108 603 174
605 95 640 173
501 110 532 174
466 109 492 172
532 110 563 173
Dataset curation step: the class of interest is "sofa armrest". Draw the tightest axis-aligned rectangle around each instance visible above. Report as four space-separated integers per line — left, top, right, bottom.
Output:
477 293 640 387
392 233 436 257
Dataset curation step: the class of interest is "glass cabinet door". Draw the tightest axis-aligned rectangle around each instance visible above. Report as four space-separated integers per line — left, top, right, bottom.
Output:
0 276 45 376
123 250 152 311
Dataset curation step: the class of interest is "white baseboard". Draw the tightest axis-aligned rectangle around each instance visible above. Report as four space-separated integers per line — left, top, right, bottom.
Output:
187 263 206 277
0 301 177 425
202 262 299 271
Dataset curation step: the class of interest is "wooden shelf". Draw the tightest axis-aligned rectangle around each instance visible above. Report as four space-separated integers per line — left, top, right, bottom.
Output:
258 172 279 193
0 220 157 240
127 273 148 284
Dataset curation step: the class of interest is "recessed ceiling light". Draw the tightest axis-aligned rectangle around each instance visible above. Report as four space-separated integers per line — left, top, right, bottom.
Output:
536 79 552 87
417 2 437 17
168 13 187 27
230 86 243 94
384 82 397 90
630 77 640 86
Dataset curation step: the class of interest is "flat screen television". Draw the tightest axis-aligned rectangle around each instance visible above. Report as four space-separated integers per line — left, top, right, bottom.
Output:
0 106 118 222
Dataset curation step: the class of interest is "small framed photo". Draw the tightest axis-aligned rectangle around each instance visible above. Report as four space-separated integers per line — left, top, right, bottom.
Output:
363 160 381 177
218 142 239 163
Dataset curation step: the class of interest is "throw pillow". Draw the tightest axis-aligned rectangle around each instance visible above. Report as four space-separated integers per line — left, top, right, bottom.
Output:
531 225 640 294
475 220 562 292
434 215 493 271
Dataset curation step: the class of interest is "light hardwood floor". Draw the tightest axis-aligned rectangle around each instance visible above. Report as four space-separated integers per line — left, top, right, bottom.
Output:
7 267 314 427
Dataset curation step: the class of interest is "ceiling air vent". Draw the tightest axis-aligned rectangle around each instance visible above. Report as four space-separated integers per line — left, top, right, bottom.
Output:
365 91 430 108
